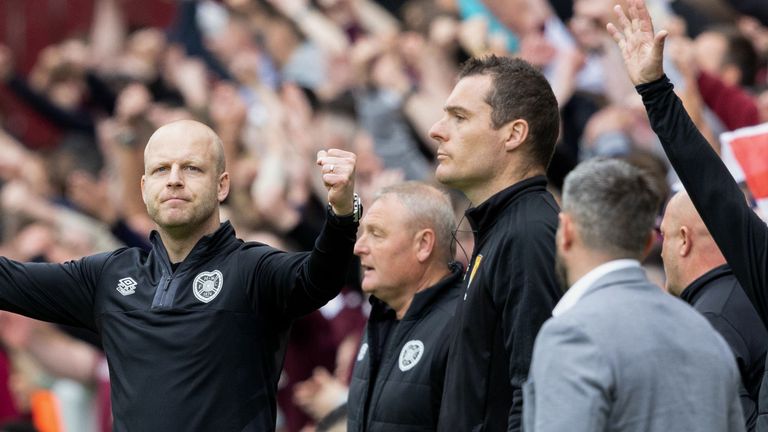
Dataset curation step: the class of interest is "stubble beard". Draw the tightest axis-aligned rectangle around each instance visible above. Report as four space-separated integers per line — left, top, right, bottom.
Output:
149 195 218 235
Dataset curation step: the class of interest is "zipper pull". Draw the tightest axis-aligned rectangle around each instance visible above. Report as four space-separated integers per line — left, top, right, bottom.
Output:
158 275 171 308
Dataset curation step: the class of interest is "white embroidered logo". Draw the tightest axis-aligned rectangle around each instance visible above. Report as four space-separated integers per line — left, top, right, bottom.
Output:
116 277 137 296
398 340 424 372
357 343 369 362
193 270 224 303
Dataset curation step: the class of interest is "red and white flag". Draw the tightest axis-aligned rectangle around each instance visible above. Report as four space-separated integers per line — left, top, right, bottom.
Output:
721 122 768 220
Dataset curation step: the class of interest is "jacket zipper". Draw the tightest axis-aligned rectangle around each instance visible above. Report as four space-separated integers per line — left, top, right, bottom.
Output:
157 275 172 308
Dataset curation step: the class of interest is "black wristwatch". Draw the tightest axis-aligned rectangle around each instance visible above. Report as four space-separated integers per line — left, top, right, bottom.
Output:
328 193 362 224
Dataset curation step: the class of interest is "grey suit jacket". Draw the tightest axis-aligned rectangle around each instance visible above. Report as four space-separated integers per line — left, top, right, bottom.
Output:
523 266 745 432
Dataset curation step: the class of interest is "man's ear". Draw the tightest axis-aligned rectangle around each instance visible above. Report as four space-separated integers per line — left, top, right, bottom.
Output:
679 225 692 257
414 229 436 263
503 119 529 152
218 172 230 203
140 175 147 205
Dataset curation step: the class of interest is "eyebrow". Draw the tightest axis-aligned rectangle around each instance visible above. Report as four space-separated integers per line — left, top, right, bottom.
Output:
147 158 205 169
444 105 471 116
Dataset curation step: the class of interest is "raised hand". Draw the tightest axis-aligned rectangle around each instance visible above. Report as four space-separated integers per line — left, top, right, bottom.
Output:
293 367 348 421
317 149 357 216
115 83 151 123
606 0 668 85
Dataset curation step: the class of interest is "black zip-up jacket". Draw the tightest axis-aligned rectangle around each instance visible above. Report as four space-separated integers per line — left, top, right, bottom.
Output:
638 75 768 431
347 263 463 432
438 177 562 432
0 214 357 431
681 265 768 431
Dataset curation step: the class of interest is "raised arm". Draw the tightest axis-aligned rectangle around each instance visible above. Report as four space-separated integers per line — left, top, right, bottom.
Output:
245 149 359 320
608 0 768 325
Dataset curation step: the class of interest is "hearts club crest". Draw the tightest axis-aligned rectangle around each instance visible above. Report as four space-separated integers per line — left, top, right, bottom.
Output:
193 270 223 303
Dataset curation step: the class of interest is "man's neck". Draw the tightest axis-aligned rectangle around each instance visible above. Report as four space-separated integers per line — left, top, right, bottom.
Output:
158 220 221 264
679 257 728 295
465 166 544 205
394 263 452 319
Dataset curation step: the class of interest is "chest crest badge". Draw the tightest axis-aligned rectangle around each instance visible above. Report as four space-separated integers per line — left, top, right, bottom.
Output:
116 277 137 296
398 340 425 372
193 270 224 303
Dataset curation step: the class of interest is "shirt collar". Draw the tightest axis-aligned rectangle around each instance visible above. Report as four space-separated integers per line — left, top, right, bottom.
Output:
552 259 641 317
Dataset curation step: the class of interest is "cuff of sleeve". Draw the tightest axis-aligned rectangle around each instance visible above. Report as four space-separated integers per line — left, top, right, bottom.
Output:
635 74 672 98
327 193 362 226
326 206 358 226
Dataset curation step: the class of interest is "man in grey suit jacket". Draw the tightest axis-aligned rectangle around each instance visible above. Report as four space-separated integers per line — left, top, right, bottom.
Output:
523 158 745 432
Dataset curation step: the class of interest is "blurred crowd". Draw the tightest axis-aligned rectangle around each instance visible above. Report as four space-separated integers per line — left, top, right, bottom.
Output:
0 0 765 431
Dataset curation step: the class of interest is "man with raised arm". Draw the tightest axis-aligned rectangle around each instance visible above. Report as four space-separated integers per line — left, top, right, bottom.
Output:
608 0 768 428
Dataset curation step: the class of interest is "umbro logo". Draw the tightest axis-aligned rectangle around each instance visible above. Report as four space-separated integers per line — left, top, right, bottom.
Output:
116 277 137 296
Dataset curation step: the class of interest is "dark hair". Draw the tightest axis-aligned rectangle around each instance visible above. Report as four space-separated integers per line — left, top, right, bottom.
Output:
562 158 663 258
724 32 759 87
458 55 560 169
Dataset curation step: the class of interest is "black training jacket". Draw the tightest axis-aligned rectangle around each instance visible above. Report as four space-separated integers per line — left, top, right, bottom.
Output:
347 263 463 432
0 214 357 431
639 75 768 432
681 265 768 431
437 177 562 432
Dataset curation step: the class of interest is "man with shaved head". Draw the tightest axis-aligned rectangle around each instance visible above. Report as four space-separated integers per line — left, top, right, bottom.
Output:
0 119 361 431
661 191 767 431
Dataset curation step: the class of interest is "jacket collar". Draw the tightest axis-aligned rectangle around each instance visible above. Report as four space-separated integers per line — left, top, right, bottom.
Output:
150 221 238 271
577 265 650 302
553 259 641 317
465 176 548 235
680 264 732 305
369 262 464 322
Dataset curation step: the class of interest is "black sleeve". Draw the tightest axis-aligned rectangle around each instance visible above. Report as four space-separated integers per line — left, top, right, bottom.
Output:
166 0 233 82
85 71 117 116
6 75 95 135
243 208 358 320
0 253 110 330
492 218 561 432
638 76 768 328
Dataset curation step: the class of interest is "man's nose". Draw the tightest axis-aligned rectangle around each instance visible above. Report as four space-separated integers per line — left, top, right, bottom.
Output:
429 117 446 143
167 165 184 186
353 235 367 257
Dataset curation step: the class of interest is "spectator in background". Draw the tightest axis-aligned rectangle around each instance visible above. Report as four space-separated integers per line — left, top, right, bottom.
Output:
661 191 767 431
525 158 744 432
347 182 463 431
691 26 761 130
430 55 562 432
